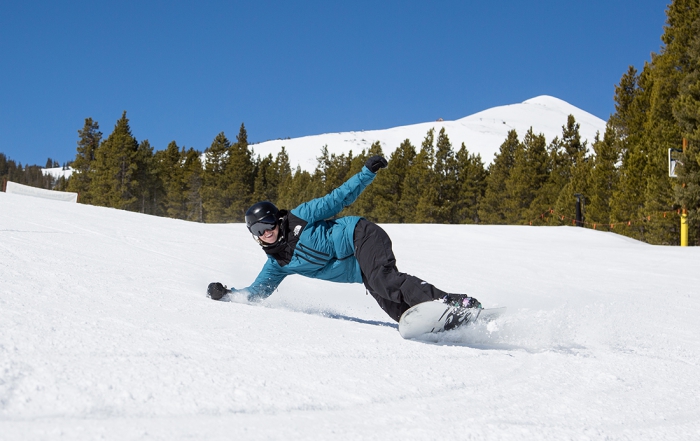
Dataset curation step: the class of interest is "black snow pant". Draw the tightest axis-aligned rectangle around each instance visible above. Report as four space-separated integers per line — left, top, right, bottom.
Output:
353 219 449 322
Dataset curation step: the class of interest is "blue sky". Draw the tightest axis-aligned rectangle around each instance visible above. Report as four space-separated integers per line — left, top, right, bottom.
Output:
1 1 668 166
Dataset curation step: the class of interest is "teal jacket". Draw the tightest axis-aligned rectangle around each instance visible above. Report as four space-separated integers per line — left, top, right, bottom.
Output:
237 166 377 301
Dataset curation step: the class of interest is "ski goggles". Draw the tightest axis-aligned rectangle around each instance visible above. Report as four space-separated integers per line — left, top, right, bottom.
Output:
248 216 277 237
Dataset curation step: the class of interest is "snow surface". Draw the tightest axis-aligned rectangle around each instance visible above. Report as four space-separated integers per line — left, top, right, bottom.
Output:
1 191 699 440
250 95 606 170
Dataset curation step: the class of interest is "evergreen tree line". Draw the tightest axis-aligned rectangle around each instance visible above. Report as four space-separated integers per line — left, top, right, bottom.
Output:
54 111 492 225
21 108 603 230
598 0 700 245
2 102 694 246
0 153 61 190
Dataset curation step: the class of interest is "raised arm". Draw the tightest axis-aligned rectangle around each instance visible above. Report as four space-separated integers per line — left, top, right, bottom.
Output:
292 162 381 222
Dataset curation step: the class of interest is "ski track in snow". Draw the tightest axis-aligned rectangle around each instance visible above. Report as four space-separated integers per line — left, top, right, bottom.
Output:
1 192 700 440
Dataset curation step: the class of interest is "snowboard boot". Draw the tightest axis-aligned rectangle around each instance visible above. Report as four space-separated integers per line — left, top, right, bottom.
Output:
442 294 482 309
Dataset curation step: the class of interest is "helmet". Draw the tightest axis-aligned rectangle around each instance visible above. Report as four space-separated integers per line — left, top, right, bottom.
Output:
245 201 279 236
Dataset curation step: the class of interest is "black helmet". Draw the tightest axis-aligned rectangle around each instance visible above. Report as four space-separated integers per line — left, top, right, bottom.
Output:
245 201 279 236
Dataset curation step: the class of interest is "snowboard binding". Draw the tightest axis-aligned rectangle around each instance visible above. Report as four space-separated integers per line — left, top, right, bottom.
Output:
442 294 482 309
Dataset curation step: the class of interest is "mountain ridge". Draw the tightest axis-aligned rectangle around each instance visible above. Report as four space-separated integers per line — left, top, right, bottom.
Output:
249 95 606 171
43 95 607 178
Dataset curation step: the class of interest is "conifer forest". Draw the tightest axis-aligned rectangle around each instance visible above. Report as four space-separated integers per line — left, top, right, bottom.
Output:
3 0 700 246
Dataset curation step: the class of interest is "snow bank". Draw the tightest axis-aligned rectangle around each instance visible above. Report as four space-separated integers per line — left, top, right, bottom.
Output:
1 192 698 440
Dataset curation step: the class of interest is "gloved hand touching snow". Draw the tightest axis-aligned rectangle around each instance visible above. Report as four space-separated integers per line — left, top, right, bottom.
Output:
207 282 231 301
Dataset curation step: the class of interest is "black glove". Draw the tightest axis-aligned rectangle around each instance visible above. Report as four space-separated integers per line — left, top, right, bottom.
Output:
365 155 388 173
207 282 231 301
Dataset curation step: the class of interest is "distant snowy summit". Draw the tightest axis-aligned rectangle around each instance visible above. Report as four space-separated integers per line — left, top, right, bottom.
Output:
44 96 606 178
250 95 607 171
41 167 73 180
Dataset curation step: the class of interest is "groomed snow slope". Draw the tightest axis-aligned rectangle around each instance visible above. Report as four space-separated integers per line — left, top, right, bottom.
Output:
1 192 699 440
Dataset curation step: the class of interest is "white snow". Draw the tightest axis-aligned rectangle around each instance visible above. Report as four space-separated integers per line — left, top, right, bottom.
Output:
2 191 699 440
40 167 73 180
250 95 606 170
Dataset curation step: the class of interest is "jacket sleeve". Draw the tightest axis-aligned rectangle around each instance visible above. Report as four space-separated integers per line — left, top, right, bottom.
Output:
235 258 287 301
292 166 376 222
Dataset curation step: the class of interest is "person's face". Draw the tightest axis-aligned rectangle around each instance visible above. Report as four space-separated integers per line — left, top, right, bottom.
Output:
259 224 279 244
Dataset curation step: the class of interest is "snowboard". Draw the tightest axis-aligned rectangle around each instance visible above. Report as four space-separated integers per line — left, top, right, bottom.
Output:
398 301 506 339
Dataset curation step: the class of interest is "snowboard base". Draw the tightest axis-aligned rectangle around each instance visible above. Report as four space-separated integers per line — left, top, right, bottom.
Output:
398 301 506 339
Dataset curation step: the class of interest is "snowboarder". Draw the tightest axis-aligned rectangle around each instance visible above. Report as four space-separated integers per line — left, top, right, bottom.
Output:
208 155 481 322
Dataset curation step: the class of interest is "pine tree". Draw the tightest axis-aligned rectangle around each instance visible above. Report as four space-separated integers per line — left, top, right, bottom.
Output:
553 116 592 224
610 66 646 141
478 130 519 224
202 132 231 223
271 146 293 206
67 118 101 203
609 66 651 239
586 126 620 229
401 129 436 223
432 128 458 223
157 141 186 218
182 147 204 222
370 139 416 223
561 115 587 168
133 139 156 214
673 20 700 143
504 128 548 224
275 146 292 182
225 123 255 221
454 143 487 224
91 112 140 210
